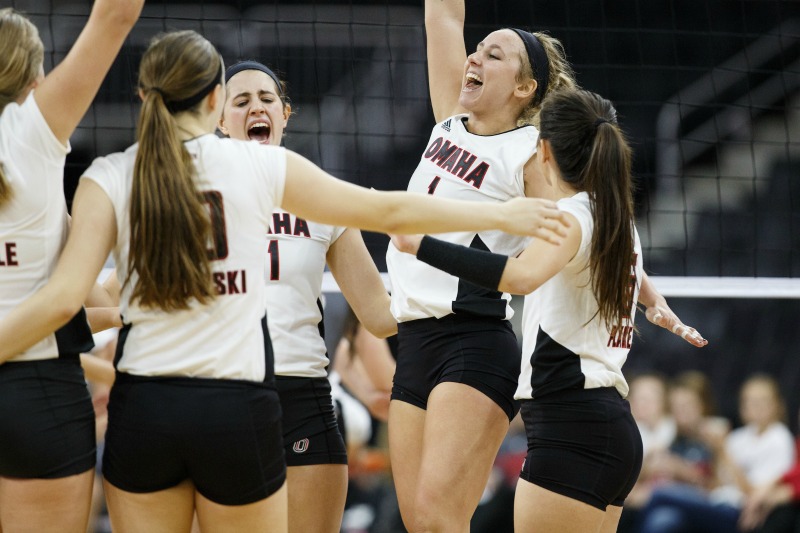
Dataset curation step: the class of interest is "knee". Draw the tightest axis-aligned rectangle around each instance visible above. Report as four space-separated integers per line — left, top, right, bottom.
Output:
409 497 468 533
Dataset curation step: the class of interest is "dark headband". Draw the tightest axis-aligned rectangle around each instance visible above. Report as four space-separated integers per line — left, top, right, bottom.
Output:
510 28 550 105
164 58 224 114
225 60 284 97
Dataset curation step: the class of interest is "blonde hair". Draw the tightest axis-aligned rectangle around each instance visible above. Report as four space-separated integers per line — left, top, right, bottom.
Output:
0 9 44 207
129 30 223 311
515 32 577 128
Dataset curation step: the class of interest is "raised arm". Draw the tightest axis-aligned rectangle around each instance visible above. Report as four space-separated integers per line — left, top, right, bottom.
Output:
281 150 569 240
35 0 144 144
326 229 397 339
425 0 468 121
0 179 117 362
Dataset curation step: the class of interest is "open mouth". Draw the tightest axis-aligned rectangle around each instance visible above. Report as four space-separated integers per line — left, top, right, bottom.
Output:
464 72 483 90
248 122 272 143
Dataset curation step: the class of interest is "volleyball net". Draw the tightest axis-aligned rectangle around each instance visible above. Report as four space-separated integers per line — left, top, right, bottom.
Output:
14 0 799 298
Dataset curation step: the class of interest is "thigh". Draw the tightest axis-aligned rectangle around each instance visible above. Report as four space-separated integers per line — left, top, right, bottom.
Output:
0 470 95 533
388 399 426 527
103 478 195 533
415 383 510 524
286 464 347 533
195 481 287 533
514 477 606 533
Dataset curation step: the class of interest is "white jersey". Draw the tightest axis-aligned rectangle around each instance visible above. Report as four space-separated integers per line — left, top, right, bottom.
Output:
516 192 643 400
387 115 537 322
83 135 286 381
265 208 345 378
0 93 93 362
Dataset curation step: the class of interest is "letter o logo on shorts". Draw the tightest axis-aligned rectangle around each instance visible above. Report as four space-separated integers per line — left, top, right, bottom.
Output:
292 438 310 454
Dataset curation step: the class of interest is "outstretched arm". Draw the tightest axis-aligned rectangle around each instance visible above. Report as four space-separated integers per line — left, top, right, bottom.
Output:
327 229 397 338
0 179 117 363
390 211 581 295
425 0 468 121
639 273 707 347
35 0 144 144
281 150 569 241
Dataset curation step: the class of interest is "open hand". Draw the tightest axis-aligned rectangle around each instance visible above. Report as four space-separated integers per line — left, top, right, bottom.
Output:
646 305 708 347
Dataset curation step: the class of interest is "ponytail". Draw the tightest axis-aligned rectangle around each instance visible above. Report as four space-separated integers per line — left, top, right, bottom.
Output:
128 31 222 311
583 120 635 330
539 89 635 331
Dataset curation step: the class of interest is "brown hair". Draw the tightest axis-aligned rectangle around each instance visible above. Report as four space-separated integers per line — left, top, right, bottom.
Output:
538 89 635 331
514 31 577 128
0 9 44 207
740 373 787 424
670 371 717 417
129 30 223 311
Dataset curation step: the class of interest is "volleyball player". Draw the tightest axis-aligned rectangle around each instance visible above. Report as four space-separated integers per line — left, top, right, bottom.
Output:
0 30 569 532
219 60 396 533
392 88 708 533
384 1 578 530
0 3 143 532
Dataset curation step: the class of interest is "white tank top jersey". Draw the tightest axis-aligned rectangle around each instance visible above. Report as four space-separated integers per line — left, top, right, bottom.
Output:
0 93 94 362
516 192 643 400
386 114 537 322
83 135 286 381
265 209 345 378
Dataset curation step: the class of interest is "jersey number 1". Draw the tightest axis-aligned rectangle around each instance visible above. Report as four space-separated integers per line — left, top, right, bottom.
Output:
427 176 441 195
267 240 280 280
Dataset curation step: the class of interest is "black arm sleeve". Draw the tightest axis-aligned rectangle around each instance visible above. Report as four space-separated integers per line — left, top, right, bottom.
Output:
415 235 508 291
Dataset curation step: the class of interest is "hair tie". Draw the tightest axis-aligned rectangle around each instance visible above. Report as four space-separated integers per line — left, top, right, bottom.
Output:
594 118 609 128
149 87 166 98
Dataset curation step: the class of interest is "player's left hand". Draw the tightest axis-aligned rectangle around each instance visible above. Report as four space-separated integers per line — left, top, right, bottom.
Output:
645 305 708 347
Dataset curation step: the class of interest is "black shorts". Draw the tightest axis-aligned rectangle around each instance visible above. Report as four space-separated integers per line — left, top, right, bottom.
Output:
391 314 521 421
0 357 95 479
519 387 643 510
102 373 286 506
276 376 347 467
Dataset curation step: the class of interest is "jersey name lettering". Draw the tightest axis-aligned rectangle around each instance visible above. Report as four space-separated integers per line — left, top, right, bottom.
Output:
0 242 18 266
423 137 490 189
268 213 311 238
213 269 247 295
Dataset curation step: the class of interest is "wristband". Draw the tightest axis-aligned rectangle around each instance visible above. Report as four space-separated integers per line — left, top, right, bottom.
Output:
416 235 508 291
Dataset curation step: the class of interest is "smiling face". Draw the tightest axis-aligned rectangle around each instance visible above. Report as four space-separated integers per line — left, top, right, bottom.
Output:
219 69 289 145
459 29 534 117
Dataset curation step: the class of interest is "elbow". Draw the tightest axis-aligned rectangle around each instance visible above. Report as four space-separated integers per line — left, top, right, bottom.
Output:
363 322 397 340
54 300 85 327
504 276 539 296
377 199 407 235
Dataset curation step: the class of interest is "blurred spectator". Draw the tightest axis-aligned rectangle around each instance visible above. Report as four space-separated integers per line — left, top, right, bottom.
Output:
630 372 677 456
637 373 795 533
740 461 800 533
